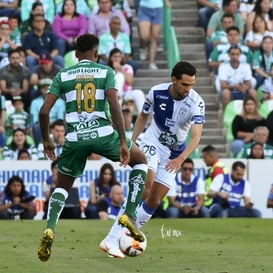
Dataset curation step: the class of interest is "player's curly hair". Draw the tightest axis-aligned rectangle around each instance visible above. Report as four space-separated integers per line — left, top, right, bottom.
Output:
76 34 99 53
171 61 196 79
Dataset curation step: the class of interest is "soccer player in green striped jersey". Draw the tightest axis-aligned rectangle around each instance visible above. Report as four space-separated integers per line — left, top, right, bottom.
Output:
37 34 147 261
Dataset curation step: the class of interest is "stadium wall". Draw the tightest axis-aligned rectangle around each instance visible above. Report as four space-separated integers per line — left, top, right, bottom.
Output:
0 159 272 219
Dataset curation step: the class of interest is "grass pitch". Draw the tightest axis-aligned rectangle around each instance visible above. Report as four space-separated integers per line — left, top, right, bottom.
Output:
1 219 272 273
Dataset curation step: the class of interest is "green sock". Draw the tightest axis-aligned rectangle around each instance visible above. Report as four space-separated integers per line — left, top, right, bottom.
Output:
125 165 147 219
46 191 66 231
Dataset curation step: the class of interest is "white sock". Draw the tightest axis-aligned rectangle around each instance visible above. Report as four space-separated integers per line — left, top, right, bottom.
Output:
105 201 126 241
136 202 154 229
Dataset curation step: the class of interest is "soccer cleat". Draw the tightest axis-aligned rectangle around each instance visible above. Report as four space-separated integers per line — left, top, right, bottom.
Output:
118 214 145 242
38 228 54 262
99 238 125 258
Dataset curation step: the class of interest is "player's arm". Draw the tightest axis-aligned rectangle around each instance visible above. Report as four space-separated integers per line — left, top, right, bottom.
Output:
106 88 129 165
39 93 58 160
179 123 203 162
131 111 149 143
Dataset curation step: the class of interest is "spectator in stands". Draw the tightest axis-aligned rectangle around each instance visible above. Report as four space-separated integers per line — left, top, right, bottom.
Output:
51 0 88 56
246 0 273 33
42 160 81 219
230 96 266 157
266 184 273 208
247 142 265 158
245 14 273 52
20 2 52 40
98 15 137 73
122 105 133 138
0 175 36 219
261 63 273 101
85 163 120 219
0 0 20 19
166 158 209 218
237 126 273 158
0 20 19 68
5 96 31 138
23 14 64 74
201 145 227 211
252 35 273 88
265 110 273 145
107 48 145 113
2 128 37 161
0 48 31 110
21 0 55 24
97 184 125 220
55 0 91 19
205 13 235 60
92 0 133 34
198 0 222 31
37 119 66 160
17 148 31 160
30 79 65 147
239 0 256 23
17 46 27 66
209 26 253 76
207 0 245 39
208 161 261 218
218 45 257 110
137 0 171 70
88 0 130 38
0 94 6 149
9 14 21 47
108 48 145 112
30 52 61 88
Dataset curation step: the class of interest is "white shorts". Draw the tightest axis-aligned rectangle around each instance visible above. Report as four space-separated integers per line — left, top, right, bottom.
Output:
140 139 176 189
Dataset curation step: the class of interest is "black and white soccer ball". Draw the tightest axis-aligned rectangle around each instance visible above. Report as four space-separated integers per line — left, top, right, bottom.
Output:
119 229 147 257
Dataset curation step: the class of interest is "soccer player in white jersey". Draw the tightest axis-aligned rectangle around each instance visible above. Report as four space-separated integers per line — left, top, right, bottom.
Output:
101 61 205 254
37 34 148 261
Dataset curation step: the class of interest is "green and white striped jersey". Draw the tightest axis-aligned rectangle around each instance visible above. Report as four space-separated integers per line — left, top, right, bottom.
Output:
48 60 117 142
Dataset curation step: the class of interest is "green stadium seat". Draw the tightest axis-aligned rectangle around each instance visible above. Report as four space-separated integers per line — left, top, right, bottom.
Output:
223 100 243 143
259 100 273 119
64 50 78 68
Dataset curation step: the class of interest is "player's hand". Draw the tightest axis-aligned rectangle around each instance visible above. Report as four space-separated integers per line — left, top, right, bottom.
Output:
119 142 130 167
43 140 56 161
165 158 182 173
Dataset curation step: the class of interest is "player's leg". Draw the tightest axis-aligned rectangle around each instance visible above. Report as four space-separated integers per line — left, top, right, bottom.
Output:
118 143 148 242
38 172 75 262
38 142 88 262
136 181 169 229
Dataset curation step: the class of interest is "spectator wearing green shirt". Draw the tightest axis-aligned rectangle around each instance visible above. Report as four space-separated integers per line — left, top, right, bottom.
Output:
237 126 273 158
207 0 245 39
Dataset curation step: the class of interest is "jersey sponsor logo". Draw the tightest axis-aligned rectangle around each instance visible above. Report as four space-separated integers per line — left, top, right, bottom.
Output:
61 68 107 81
159 103 167 111
73 115 100 132
165 118 175 127
179 109 186 115
77 131 99 141
155 95 169 100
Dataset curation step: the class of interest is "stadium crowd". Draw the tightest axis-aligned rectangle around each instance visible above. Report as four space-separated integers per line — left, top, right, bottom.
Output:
199 0 273 157
0 0 273 221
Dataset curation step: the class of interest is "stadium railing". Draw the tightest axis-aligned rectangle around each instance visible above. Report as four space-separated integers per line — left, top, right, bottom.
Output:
163 4 180 73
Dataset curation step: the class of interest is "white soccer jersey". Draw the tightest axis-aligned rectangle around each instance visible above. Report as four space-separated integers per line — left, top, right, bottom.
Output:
142 82 205 158
218 62 253 84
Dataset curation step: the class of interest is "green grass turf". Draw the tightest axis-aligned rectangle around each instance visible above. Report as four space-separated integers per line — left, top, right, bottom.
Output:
1 219 272 273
